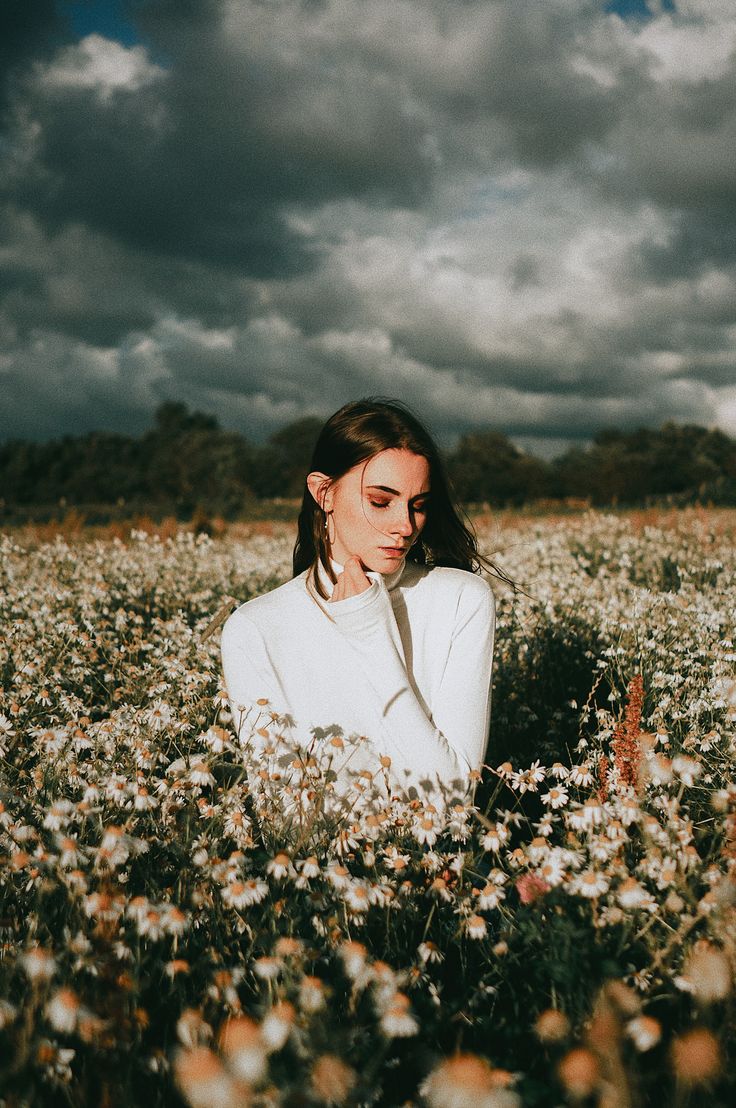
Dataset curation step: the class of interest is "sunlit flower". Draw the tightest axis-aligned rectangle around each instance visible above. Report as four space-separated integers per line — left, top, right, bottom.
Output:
21 947 56 982
421 1052 520 1108
534 1008 569 1043
572 869 609 899
45 988 81 1033
671 1028 721 1086
174 1046 237 1108
299 975 327 1012
626 1015 661 1051
266 851 295 880
261 1000 295 1051
379 992 418 1037
310 1053 357 1106
465 914 488 939
568 764 594 787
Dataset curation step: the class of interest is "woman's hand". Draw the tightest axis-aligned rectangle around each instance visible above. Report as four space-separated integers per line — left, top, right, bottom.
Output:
329 556 372 602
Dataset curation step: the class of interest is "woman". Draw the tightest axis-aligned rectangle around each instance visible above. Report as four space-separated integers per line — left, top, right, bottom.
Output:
220 397 495 805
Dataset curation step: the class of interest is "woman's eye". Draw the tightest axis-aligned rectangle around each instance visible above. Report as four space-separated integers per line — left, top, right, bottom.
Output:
368 500 389 509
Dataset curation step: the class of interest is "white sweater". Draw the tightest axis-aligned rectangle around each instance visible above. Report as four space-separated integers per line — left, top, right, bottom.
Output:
220 556 495 801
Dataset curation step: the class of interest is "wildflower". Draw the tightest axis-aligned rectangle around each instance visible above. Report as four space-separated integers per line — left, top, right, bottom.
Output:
626 1015 661 1051
418 941 444 965
310 1054 357 1105
165 960 191 979
534 1008 569 1043
670 1027 721 1086
542 786 569 810
413 815 439 846
481 823 509 852
421 1053 520 1108
176 1008 213 1048
325 862 351 889
379 992 418 1037
174 1047 237 1108
465 914 488 939
569 764 594 787
617 877 654 910
672 755 702 786
578 797 607 830
20 947 56 983
45 988 81 1033
43 799 75 832
338 940 368 980
557 1048 599 1099
266 851 295 880
299 975 327 1012
189 760 215 788
679 942 731 1004
344 881 371 915
221 880 267 909
261 1000 295 1051
430 877 454 902
253 956 282 981
572 869 609 899
515 873 550 905
0 999 17 1030
476 884 506 911
144 700 174 732
164 906 189 936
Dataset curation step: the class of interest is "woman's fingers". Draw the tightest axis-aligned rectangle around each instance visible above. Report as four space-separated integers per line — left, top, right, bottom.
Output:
329 557 371 602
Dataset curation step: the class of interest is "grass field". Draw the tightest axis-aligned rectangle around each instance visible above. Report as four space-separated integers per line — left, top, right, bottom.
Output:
1 509 735 1106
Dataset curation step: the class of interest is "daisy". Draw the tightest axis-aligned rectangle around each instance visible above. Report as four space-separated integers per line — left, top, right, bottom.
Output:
569 764 594 787
261 1000 295 1052
218 1016 267 1083
464 914 488 939
44 987 81 1034
476 885 506 911
299 975 327 1013
379 992 418 1037
542 786 569 810
266 851 295 880
572 870 610 898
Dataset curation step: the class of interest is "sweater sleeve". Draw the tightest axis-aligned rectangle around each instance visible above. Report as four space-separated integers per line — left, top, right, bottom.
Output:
328 572 495 798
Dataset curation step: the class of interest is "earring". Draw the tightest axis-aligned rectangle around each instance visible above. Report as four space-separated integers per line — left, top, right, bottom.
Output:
324 510 336 546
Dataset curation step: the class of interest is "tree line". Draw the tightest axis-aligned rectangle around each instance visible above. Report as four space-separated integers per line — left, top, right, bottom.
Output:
1 401 735 521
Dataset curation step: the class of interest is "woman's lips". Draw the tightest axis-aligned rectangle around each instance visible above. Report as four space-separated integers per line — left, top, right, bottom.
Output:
379 546 408 557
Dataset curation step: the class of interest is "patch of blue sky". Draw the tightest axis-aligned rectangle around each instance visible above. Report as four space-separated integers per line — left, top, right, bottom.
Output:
56 0 171 66
605 0 675 19
57 0 140 46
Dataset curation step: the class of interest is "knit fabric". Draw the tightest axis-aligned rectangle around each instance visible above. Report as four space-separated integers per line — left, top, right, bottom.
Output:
220 555 495 801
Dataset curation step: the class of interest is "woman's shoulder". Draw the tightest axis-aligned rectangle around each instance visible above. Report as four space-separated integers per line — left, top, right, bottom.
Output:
222 573 308 640
408 562 495 605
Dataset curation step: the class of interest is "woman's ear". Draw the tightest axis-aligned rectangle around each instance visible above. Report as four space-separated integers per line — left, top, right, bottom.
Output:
306 471 333 511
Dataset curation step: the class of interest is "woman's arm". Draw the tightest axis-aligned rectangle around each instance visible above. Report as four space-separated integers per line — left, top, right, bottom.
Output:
329 572 495 797
220 610 288 738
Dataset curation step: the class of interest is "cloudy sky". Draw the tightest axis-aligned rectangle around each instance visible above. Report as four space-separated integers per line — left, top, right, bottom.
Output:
1 0 735 455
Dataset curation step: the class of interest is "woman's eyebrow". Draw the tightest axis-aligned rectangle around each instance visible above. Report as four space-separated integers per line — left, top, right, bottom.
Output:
366 485 431 499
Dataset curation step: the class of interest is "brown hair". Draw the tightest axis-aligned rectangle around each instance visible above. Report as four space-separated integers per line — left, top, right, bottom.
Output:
292 396 508 600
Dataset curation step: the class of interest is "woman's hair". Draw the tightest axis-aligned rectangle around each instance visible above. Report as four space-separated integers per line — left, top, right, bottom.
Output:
293 396 508 600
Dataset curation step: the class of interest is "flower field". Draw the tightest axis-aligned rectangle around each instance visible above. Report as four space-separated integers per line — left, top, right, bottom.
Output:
1 509 735 1106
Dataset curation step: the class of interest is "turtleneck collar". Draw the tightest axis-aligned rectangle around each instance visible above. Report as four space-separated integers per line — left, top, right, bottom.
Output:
315 555 407 597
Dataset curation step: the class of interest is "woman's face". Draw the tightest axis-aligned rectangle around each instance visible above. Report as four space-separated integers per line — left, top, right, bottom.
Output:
310 448 431 573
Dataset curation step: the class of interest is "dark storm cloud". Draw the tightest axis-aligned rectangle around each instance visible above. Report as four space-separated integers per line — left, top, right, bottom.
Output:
0 0 735 447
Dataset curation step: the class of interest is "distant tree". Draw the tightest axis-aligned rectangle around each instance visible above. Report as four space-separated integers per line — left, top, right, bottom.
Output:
447 430 552 505
250 416 323 498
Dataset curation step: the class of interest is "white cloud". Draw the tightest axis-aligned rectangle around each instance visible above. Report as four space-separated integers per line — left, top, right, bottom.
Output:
39 34 165 102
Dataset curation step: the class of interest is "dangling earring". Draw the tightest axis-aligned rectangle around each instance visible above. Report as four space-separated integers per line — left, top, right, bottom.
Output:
324 509 336 546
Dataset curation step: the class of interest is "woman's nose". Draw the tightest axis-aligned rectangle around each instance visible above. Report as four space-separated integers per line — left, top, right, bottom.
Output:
391 507 414 536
